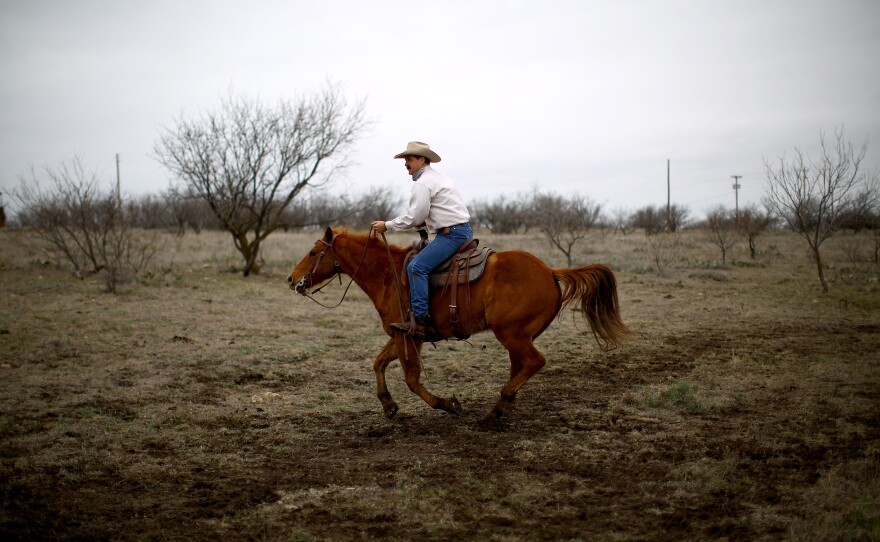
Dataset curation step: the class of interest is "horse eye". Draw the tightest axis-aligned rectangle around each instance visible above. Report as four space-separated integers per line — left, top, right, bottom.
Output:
309 251 317 257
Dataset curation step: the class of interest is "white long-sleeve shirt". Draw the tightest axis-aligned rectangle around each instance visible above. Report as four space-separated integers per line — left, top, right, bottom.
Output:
385 166 471 233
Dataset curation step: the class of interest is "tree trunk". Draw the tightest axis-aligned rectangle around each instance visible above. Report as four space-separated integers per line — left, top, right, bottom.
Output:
233 233 261 277
243 240 261 277
813 248 829 293
748 236 757 259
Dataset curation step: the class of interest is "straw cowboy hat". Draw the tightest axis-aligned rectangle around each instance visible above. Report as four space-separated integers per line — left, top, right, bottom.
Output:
393 141 441 163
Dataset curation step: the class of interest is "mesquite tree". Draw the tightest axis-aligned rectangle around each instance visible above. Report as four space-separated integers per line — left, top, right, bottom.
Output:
155 84 367 276
764 128 877 292
15 157 162 292
530 190 601 267
705 206 739 263
737 204 775 259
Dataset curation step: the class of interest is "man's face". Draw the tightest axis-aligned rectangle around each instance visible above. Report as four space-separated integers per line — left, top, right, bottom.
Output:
403 155 427 176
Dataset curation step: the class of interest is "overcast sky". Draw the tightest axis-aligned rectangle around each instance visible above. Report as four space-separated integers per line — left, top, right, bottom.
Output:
2 0 879 218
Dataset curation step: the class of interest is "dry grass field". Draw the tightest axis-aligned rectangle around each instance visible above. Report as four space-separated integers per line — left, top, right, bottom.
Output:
1 226 878 541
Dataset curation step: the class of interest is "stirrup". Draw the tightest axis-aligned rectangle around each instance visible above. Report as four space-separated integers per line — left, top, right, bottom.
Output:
391 324 429 341
390 321 418 334
390 315 436 341
391 311 420 336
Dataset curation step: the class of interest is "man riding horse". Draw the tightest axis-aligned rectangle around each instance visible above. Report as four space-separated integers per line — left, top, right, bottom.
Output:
371 141 473 340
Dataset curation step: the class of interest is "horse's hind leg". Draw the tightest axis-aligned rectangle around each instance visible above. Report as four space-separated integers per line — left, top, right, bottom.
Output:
396 336 462 415
373 338 400 418
488 334 547 421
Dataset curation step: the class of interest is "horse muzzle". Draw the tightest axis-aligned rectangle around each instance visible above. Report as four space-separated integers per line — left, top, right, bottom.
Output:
288 273 309 295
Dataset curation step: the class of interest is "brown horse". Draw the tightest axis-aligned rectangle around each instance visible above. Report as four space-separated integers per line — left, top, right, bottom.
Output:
287 227 631 421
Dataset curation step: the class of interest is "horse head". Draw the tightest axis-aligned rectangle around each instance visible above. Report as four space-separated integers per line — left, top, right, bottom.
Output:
287 227 341 295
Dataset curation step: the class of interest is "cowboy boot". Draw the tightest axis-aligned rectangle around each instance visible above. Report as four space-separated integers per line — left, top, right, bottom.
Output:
416 315 441 341
390 314 439 341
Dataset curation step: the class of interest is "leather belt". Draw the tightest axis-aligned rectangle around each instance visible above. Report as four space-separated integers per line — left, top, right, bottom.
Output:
437 223 468 235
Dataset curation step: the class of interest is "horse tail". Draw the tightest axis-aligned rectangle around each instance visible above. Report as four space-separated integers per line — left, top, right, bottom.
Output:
553 264 633 351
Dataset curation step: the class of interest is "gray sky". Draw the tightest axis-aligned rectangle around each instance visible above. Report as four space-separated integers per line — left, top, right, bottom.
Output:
2 0 879 218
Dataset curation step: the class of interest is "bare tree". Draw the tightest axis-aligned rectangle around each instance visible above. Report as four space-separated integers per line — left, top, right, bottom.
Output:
646 233 682 275
764 128 878 292
530 190 601 266
630 205 667 235
16 159 104 275
705 206 739 263
668 204 691 233
864 179 880 264
154 83 368 276
838 180 880 233
14 157 162 292
737 204 775 259
165 186 219 235
348 186 402 230
870 206 880 264
609 207 635 235
470 195 528 234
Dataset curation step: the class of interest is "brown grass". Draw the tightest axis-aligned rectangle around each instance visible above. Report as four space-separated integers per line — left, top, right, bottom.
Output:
1 227 878 541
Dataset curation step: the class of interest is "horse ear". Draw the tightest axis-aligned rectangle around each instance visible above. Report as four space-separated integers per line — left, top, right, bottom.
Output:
323 227 333 242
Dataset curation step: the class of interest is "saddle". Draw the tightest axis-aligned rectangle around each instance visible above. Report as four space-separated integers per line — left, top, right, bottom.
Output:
406 231 494 289
404 233 495 340
428 241 494 290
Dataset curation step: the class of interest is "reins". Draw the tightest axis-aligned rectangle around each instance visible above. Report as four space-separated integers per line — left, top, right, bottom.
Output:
381 232 409 328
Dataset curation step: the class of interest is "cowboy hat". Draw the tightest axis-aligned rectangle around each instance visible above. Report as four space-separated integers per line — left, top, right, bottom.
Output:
393 141 441 163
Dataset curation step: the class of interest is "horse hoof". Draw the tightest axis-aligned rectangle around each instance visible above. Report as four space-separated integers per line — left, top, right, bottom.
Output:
444 396 462 415
477 412 508 431
384 403 399 419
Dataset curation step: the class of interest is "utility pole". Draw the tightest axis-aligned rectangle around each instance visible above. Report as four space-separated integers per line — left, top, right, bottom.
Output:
731 175 742 219
116 153 122 210
666 159 671 232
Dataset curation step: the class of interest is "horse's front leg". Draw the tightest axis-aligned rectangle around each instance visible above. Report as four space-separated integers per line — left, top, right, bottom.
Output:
373 338 400 418
395 336 462 415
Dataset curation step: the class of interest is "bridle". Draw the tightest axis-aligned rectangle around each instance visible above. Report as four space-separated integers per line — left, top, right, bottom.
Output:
294 227 419 358
294 229 372 309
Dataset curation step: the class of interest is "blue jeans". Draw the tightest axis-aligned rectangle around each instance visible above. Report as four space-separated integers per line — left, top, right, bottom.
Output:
407 223 473 318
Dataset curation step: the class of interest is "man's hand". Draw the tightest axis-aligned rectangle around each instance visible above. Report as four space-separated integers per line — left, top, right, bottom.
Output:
371 220 388 235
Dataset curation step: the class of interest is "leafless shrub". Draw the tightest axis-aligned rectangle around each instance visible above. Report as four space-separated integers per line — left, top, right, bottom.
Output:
646 232 682 275
470 194 529 234
764 127 879 292
737 204 775 259
837 235 867 264
274 186 399 231
348 186 402 230
610 207 635 236
870 209 880 264
529 189 601 267
667 204 691 233
630 205 666 235
14 157 163 292
630 204 689 235
705 206 739 264
164 186 219 235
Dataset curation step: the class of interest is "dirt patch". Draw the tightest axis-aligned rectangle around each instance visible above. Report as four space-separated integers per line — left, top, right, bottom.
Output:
1 229 879 540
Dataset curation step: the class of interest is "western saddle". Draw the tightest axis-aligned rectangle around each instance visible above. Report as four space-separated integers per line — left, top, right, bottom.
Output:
404 230 495 339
